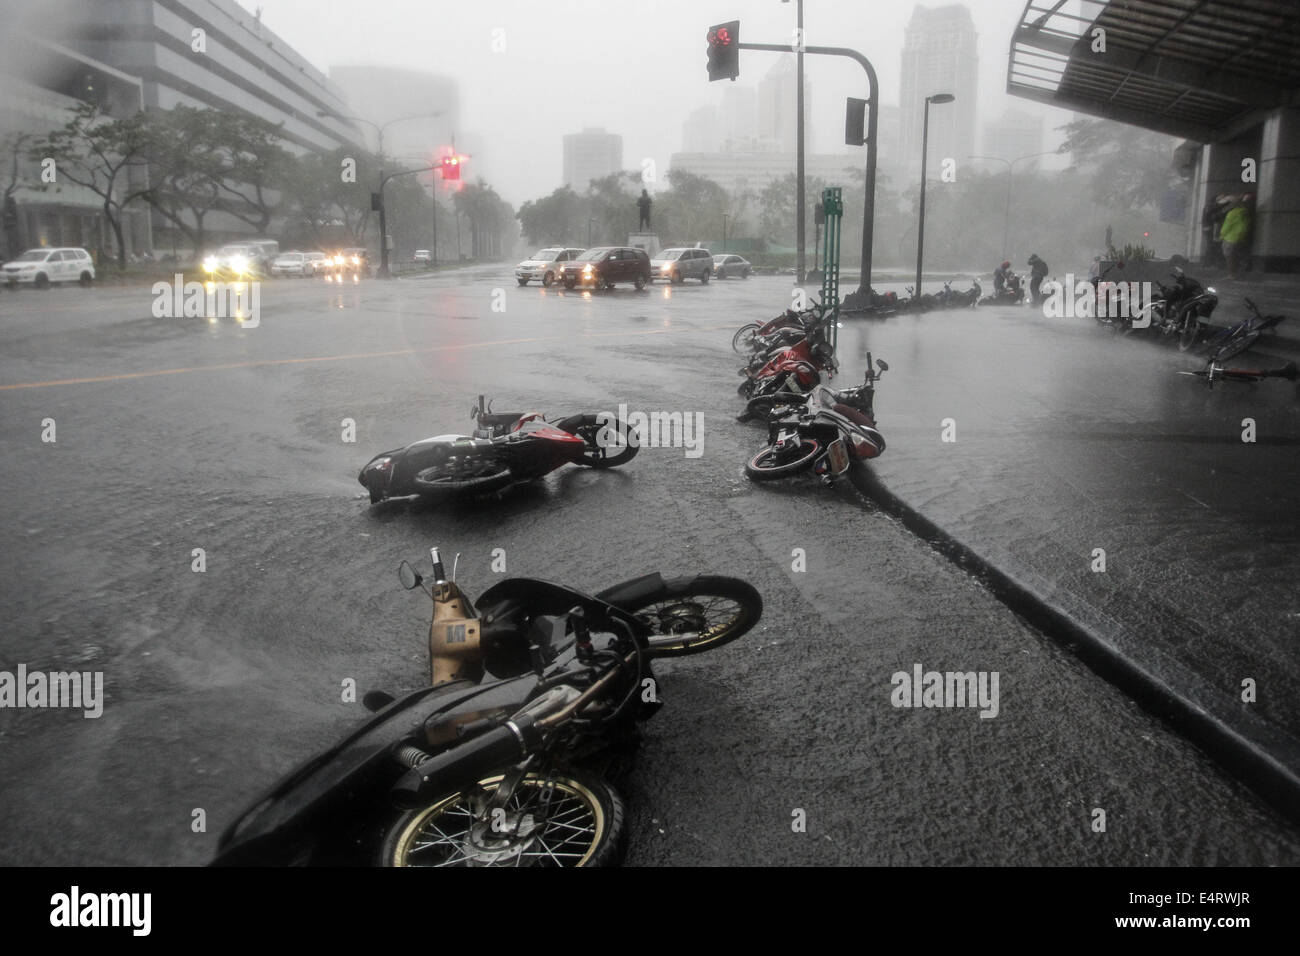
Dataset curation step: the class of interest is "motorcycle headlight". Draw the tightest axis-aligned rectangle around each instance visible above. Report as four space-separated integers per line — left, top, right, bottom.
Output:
202 256 218 273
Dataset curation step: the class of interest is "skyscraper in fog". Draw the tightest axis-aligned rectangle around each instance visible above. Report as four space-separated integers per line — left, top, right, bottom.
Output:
758 58 811 154
563 128 624 192
898 5 978 177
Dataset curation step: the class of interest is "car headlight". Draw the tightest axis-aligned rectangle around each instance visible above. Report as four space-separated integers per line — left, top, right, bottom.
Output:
351 256 360 266
202 257 218 273
230 255 247 273
583 264 593 274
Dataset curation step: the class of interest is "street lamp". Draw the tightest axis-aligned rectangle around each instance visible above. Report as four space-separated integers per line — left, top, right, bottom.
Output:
317 109 444 277
914 92 954 299
782 0 806 283
967 150 1059 260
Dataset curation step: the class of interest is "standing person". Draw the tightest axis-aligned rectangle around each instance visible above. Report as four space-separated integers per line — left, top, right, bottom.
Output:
1027 253 1049 305
637 189 652 231
1220 195 1252 280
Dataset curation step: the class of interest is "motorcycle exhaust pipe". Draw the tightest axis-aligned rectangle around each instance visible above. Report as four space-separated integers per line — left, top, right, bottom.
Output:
390 715 544 810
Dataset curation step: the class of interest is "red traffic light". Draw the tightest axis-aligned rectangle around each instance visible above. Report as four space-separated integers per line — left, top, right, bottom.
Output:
440 154 461 181
707 20 740 82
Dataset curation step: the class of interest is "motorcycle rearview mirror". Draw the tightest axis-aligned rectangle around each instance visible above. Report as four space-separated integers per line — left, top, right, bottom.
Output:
398 561 422 590
876 359 890 373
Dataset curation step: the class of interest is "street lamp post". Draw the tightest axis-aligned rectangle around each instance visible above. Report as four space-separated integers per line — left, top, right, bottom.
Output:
723 213 729 253
781 0 806 284
317 109 444 277
966 150 1059 260
587 218 595 248
914 93 954 299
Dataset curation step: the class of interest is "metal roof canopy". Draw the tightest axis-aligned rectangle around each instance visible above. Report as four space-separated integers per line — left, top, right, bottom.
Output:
1008 0 1300 142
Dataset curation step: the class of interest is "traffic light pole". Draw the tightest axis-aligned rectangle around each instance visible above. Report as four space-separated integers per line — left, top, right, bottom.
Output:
738 41 878 296
379 164 439 278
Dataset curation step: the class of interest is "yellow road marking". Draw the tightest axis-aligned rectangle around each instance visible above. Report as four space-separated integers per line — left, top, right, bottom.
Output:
0 323 734 391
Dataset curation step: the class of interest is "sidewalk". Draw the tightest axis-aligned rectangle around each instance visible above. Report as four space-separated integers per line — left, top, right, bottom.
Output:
833 312 1300 821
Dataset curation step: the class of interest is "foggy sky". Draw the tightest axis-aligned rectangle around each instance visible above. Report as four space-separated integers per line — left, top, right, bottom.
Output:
237 0 1080 205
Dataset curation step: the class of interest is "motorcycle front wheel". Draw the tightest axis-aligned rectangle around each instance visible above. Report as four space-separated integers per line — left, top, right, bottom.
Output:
618 575 763 658
1178 311 1203 351
383 770 625 867
745 438 821 481
732 323 761 354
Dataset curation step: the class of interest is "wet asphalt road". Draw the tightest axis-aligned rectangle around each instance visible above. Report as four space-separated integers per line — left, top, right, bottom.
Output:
0 270 1297 866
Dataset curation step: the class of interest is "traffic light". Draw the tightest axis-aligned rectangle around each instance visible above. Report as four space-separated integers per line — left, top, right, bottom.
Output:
707 20 740 82
845 97 867 146
441 154 461 181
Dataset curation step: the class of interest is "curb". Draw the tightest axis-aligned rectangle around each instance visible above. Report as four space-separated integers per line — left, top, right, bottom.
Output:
849 462 1300 826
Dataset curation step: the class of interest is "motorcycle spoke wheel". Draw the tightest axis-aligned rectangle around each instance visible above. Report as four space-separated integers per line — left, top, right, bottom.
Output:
384 772 624 867
411 461 514 498
620 576 762 657
732 323 761 354
745 438 821 481
1178 316 1202 351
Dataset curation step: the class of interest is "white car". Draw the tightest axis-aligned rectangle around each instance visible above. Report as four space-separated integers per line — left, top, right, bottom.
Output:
270 252 312 277
651 247 713 284
413 249 432 264
2 247 95 289
515 247 585 287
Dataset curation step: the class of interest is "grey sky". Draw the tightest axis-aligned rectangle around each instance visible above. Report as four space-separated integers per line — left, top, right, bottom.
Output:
237 0 1078 205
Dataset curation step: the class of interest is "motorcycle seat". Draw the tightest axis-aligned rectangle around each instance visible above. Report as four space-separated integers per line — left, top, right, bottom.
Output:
833 404 876 429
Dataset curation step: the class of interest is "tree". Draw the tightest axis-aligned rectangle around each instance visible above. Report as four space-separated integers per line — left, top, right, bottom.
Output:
517 186 585 246
2 132 34 259
1057 118 1179 211
31 102 151 269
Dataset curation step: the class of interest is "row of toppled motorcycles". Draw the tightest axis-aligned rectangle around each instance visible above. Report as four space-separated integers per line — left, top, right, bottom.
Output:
1084 261 1296 388
352 310 885 506
212 317 875 867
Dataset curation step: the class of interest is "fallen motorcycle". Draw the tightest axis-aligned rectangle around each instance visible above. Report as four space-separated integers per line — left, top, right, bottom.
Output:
359 396 638 503
740 353 887 425
745 359 889 483
978 273 1024 306
211 547 763 866
737 314 838 401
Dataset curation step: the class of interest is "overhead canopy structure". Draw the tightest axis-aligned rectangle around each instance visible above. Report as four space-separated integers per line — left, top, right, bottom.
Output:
1007 0 1300 142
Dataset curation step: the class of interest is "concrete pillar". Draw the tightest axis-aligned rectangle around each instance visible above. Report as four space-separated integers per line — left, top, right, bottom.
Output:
1255 106 1300 272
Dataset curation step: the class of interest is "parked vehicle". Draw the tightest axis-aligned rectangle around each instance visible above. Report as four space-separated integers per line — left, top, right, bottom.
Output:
210 545 763 866
561 247 651 290
2 247 94 288
651 248 713 284
978 273 1024 306
1195 297 1287 363
745 358 890 484
712 254 752 279
304 251 329 275
1130 266 1217 348
515 247 584 286
413 249 432 264
736 313 838 402
358 396 640 504
732 307 815 354
742 354 888 426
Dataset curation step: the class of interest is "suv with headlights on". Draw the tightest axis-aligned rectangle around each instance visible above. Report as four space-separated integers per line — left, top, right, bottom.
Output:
561 246 652 290
651 247 713 284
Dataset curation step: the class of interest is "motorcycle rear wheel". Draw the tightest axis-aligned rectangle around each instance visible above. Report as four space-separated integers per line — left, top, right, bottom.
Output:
745 438 821 481
411 461 514 498
383 770 625 867
618 575 763 658
556 414 640 468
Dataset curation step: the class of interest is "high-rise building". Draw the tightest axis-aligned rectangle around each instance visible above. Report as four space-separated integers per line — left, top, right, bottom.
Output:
899 4 979 178
981 109 1044 166
758 58 812 155
683 106 722 154
721 85 758 150
562 128 623 192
